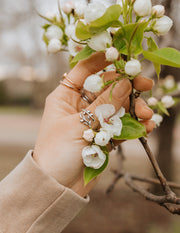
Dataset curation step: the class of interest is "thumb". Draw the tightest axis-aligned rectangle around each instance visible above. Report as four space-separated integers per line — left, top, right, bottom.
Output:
86 78 132 130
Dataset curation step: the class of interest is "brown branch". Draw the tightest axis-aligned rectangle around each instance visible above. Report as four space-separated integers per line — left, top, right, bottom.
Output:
106 170 180 194
127 82 180 214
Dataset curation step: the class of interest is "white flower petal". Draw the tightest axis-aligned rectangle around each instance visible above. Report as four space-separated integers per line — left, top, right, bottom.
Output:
83 129 95 142
48 39 61 53
88 31 112 51
151 5 165 18
45 25 63 40
94 131 111 146
116 107 125 118
147 97 158 106
95 104 115 119
68 39 84 57
151 114 163 127
83 74 104 93
161 95 175 108
125 59 141 76
153 16 173 36
82 145 106 169
84 2 106 23
134 0 152 17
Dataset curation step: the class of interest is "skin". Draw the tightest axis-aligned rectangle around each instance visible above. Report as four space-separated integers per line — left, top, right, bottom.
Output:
33 52 155 198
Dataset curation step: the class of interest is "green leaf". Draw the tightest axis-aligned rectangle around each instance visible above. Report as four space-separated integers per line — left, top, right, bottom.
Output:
84 147 109 185
157 102 169 116
147 37 158 52
76 21 92 40
75 5 122 40
89 5 122 34
113 113 147 140
113 22 148 55
42 24 51 30
143 48 180 68
146 37 161 79
70 45 95 67
43 34 49 46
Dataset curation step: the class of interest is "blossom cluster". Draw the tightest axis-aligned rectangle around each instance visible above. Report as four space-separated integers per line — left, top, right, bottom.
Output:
82 105 125 169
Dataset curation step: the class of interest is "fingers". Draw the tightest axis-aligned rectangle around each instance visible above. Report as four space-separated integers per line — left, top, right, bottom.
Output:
135 98 153 120
67 52 111 89
86 78 132 129
133 76 154 92
140 120 156 134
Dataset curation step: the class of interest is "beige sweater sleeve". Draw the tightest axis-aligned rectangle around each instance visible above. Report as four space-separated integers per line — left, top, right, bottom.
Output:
0 151 89 233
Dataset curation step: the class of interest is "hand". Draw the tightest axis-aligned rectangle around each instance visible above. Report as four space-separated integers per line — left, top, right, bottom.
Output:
33 52 155 197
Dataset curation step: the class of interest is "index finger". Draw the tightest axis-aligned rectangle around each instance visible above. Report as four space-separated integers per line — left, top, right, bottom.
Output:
67 52 111 89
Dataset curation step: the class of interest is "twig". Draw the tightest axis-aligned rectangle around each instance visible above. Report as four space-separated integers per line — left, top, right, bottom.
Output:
126 81 180 214
107 170 180 193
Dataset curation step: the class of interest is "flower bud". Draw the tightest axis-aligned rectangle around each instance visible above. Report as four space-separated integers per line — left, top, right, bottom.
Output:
88 31 112 51
47 39 62 53
163 75 175 89
45 25 63 40
161 95 175 108
105 47 119 61
134 0 152 17
147 97 158 106
84 2 106 23
125 59 141 76
83 129 95 142
75 2 87 17
151 5 165 18
151 114 163 127
95 131 111 146
153 16 173 35
83 74 104 93
62 0 75 14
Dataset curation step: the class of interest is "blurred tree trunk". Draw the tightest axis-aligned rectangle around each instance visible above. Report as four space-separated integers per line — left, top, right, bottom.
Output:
154 0 180 192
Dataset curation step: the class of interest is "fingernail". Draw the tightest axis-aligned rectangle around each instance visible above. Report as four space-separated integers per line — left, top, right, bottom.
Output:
112 79 131 99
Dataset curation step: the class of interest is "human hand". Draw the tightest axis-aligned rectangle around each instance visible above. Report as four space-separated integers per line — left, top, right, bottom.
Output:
33 52 155 197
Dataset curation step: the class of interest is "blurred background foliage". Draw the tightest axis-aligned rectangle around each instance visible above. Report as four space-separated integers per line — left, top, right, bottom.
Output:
0 0 180 232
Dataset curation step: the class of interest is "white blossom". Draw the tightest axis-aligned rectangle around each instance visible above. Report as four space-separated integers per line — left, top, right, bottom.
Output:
75 2 87 17
95 104 115 119
105 47 119 61
68 39 84 57
151 114 163 127
45 25 63 40
84 2 106 23
83 74 104 93
62 0 75 14
65 24 76 39
161 95 175 108
47 39 62 53
95 104 125 137
82 145 106 169
88 31 112 51
134 0 152 17
151 5 165 18
83 129 95 142
94 131 111 146
163 75 175 89
153 16 173 35
147 97 158 106
45 11 59 21
125 59 141 76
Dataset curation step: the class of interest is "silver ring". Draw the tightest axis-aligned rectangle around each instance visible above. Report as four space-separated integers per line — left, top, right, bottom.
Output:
81 93 92 104
80 109 95 127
